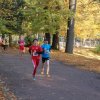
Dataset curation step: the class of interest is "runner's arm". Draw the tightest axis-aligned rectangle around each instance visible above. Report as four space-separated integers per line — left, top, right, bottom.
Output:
36 47 43 54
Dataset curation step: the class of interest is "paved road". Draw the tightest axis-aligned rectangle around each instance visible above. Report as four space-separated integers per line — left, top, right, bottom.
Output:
0 54 100 100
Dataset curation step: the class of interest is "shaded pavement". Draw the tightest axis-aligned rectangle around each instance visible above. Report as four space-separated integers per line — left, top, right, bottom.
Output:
0 54 100 100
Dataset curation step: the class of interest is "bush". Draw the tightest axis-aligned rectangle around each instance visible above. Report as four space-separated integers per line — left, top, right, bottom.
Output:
93 45 100 54
24 36 33 47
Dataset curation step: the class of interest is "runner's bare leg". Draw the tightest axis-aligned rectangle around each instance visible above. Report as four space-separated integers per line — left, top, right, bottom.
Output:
41 63 45 75
46 60 50 77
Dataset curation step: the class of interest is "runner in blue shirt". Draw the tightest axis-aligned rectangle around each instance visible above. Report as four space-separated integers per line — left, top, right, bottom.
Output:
41 39 51 77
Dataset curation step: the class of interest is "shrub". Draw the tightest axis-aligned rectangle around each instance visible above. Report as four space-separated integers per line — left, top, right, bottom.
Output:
93 45 100 54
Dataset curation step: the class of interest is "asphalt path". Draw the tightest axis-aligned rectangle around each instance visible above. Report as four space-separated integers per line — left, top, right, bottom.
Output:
0 54 100 100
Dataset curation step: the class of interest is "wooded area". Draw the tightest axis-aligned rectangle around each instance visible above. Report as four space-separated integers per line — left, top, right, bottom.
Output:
0 0 100 53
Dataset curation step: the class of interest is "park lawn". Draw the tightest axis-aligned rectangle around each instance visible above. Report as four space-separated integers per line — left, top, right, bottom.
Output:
51 50 100 73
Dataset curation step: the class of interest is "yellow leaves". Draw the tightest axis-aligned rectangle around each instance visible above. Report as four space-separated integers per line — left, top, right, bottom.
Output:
75 0 100 39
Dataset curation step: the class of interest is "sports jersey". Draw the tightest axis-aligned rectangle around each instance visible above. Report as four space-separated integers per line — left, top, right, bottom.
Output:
41 44 51 58
18 40 25 51
18 40 25 46
29 45 42 59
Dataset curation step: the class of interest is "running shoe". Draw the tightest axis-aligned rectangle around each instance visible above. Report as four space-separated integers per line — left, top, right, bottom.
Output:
33 76 36 80
47 74 51 78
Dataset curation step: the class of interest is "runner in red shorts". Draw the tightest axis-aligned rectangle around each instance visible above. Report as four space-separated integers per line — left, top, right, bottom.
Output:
29 39 42 80
18 36 25 56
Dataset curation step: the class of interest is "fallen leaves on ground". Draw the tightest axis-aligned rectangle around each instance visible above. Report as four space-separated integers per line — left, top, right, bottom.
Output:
0 79 17 100
51 50 100 73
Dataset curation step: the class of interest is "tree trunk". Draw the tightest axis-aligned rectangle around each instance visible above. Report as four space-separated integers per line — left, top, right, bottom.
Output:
65 0 77 54
2 34 5 39
9 34 12 47
52 32 59 50
45 33 51 44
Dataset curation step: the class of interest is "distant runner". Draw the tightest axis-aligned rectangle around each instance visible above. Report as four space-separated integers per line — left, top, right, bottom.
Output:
0 37 2 45
18 36 25 56
41 39 51 77
2 38 8 51
29 39 42 80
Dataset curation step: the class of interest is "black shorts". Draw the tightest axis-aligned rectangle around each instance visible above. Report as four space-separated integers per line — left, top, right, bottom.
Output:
42 57 49 63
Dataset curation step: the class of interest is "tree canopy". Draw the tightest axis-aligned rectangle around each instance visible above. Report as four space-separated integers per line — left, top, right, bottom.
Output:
21 0 70 34
0 0 25 35
0 0 100 38
75 0 100 39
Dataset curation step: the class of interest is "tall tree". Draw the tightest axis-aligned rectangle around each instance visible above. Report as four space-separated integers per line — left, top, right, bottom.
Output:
52 31 59 49
0 0 25 46
45 33 51 44
65 0 77 54
22 0 70 38
75 0 100 40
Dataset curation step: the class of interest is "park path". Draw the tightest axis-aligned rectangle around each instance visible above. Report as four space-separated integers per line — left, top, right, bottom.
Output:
0 54 100 100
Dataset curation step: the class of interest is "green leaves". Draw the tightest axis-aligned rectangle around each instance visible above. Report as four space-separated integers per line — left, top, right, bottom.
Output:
0 0 71 35
0 0 25 35
22 0 70 34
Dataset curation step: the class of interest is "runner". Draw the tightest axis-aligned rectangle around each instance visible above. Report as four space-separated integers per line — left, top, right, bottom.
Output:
41 39 51 77
0 37 2 47
29 39 42 80
2 38 8 51
18 36 25 56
